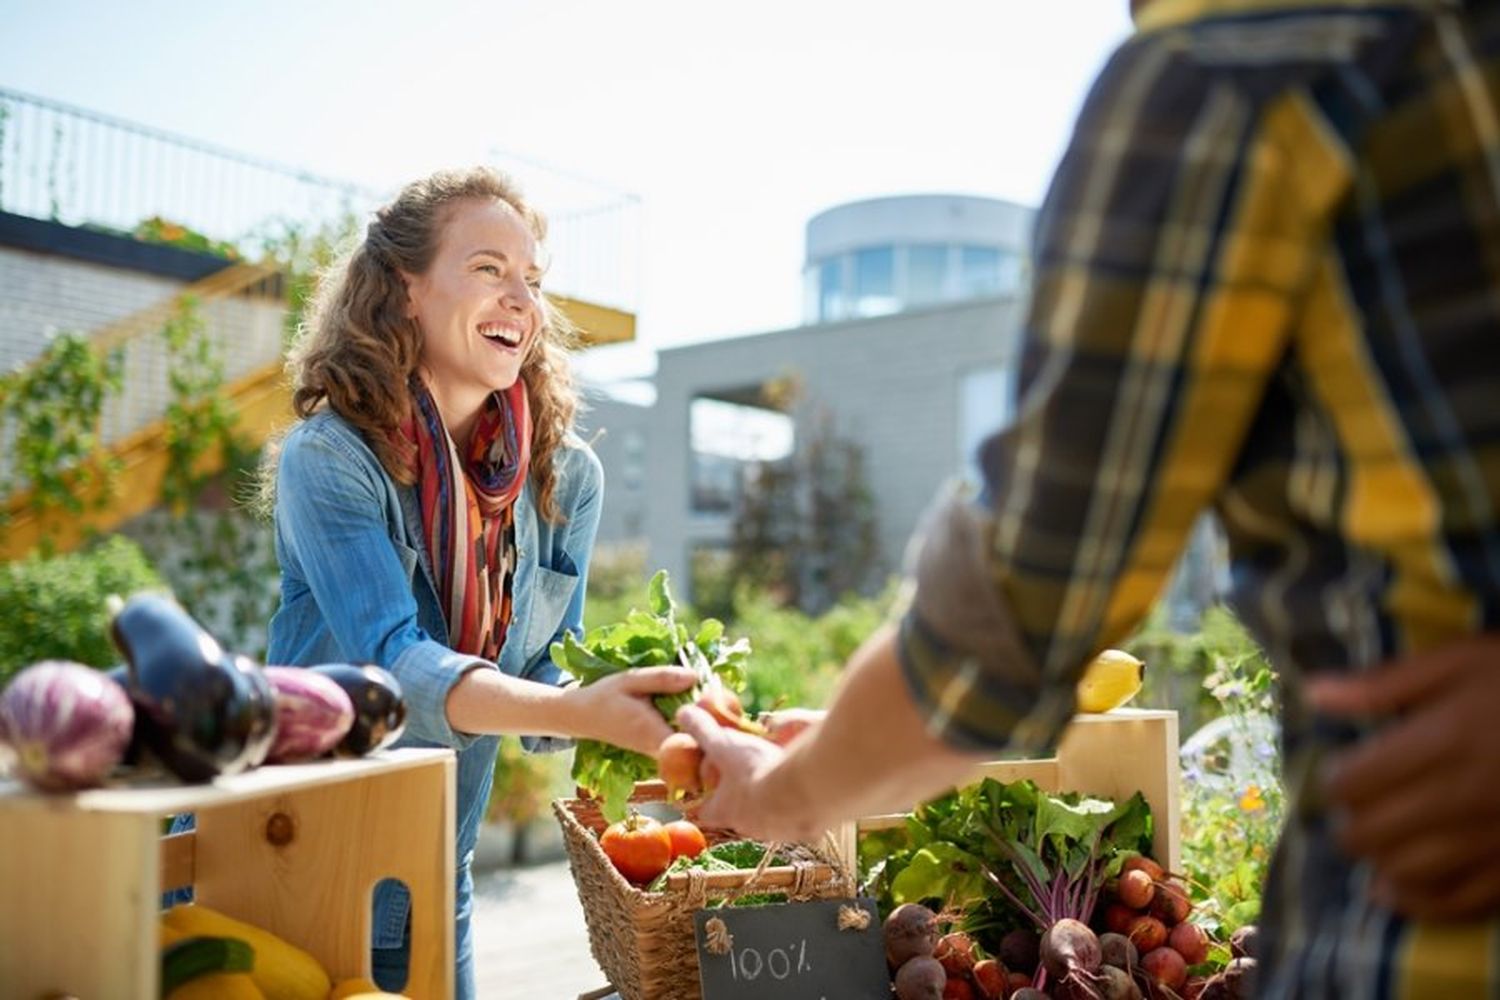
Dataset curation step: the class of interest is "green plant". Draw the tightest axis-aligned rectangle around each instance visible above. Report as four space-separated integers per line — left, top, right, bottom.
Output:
729 407 880 615
132 216 241 260
1175 606 1283 938
0 535 164 682
727 581 894 716
249 213 360 346
487 736 557 826
159 296 256 511
0 331 123 550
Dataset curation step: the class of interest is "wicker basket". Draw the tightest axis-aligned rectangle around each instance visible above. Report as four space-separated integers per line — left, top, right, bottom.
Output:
554 781 854 1000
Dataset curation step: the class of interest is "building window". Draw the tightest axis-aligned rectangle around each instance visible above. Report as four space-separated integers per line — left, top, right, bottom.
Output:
853 246 897 317
621 430 645 491
957 364 1017 483
818 258 845 322
958 246 1002 297
906 244 949 306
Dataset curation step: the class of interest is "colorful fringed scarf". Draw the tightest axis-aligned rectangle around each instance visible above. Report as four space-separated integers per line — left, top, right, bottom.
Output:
403 377 531 661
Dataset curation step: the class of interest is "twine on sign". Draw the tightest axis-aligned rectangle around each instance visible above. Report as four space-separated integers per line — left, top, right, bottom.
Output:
837 904 872 931
703 915 733 955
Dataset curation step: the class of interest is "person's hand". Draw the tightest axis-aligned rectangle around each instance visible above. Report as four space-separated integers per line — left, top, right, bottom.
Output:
676 704 825 842
1306 635 1500 921
567 667 696 757
760 707 827 747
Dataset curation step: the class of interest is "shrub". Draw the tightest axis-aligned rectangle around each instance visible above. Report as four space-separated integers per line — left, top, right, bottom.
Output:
0 535 164 682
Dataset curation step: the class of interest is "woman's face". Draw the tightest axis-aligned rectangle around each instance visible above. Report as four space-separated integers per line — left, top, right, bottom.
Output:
404 198 543 414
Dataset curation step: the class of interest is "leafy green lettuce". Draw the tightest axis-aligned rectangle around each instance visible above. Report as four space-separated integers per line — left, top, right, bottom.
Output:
551 570 751 822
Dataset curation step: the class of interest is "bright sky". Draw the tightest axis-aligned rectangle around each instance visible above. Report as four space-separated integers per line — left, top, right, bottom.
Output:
0 1 1134 381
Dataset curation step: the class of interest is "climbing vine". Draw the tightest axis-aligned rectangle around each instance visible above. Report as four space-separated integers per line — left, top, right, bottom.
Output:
0 332 124 551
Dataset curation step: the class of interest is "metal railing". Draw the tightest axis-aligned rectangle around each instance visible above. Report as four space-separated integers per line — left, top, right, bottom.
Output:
0 86 640 311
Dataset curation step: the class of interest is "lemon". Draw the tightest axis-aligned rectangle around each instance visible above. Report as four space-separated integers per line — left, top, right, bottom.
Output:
1075 649 1145 713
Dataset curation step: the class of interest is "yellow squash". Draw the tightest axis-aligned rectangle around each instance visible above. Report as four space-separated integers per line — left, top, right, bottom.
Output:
169 972 265 1000
163 904 331 1000
1075 649 1145 713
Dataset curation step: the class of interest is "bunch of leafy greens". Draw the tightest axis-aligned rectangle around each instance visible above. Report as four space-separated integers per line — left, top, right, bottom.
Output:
647 839 790 905
551 570 751 822
861 778 1152 946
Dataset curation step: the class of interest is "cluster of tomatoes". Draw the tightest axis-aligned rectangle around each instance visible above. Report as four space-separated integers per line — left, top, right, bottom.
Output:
599 812 708 884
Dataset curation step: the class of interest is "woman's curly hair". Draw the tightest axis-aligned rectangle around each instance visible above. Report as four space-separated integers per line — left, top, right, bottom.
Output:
282 166 580 521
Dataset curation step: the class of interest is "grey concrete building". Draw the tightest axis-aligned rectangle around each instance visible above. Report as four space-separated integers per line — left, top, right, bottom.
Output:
644 293 1027 600
577 387 653 543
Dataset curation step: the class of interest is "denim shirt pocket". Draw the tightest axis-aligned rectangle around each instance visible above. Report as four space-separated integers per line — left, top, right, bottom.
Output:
523 564 579 659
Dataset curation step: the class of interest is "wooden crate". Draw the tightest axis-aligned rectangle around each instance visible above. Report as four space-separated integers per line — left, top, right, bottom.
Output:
0 747 455 1000
844 708 1181 874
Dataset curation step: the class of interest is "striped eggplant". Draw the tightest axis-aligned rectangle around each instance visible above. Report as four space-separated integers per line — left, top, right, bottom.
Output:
0 660 134 791
309 663 407 756
263 667 355 763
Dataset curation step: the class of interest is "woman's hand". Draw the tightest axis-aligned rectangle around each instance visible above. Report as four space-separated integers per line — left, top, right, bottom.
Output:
565 667 697 756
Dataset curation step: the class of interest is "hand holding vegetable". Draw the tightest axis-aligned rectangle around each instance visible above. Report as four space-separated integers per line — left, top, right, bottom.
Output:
1307 633 1500 921
551 570 754 821
565 666 696 757
675 702 827 842
761 707 826 747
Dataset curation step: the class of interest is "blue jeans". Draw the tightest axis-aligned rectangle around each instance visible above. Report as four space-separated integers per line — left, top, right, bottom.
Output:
372 863 476 1000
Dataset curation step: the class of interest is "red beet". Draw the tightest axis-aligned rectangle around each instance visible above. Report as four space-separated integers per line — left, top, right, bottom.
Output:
1102 903 1138 936
1116 868 1157 910
1229 924 1259 959
1127 914 1168 953
999 927 1041 975
1141 947 1188 993
1121 854 1166 882
1169 921 1210 965
935 931 977 979
1150 881 1192 926
1099 931 1139 972
895 955 947 1000
942 978 975 1000
885 903 941 969
971 958 1006 1000
1042 918 1104 999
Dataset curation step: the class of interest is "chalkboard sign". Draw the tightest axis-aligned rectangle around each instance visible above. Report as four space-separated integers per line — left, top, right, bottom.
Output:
693 897 891 999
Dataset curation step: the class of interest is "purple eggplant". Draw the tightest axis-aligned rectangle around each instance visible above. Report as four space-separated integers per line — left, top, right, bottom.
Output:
308 663 406 756
262 667 354 762
109 594 275 783
0 660 134 791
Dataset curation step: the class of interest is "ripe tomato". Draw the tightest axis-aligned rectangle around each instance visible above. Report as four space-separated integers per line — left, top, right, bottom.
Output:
599 813 673 884
664 819 708 860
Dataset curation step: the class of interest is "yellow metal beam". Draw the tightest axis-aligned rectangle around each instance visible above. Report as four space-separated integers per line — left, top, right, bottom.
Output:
0 362 293 561
549 294 635 346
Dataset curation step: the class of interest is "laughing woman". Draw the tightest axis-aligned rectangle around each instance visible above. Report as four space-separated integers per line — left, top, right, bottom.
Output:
268 167 692 996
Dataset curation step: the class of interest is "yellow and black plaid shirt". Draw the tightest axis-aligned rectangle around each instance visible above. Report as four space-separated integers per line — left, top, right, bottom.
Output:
899 0 1500 995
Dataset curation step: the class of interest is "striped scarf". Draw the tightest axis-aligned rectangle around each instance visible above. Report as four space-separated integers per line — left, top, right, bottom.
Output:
403 377 531 661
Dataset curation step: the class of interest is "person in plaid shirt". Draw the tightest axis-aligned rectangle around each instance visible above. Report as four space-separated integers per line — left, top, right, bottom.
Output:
679 1 1500 994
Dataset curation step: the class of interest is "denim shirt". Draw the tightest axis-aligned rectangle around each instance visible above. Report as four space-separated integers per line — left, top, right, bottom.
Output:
266 409 601 954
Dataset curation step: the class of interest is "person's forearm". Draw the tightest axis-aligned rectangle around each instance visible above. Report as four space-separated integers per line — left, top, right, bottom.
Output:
762 624 987 831
444 666 577 737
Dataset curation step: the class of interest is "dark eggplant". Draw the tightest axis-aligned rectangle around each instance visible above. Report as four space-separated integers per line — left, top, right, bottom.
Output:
308 663 407 756
103 665 147 766
227 653 278 768
109 594 276 783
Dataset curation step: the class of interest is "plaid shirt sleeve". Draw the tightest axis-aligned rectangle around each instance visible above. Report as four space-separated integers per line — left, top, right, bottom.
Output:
898 24 1338 752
